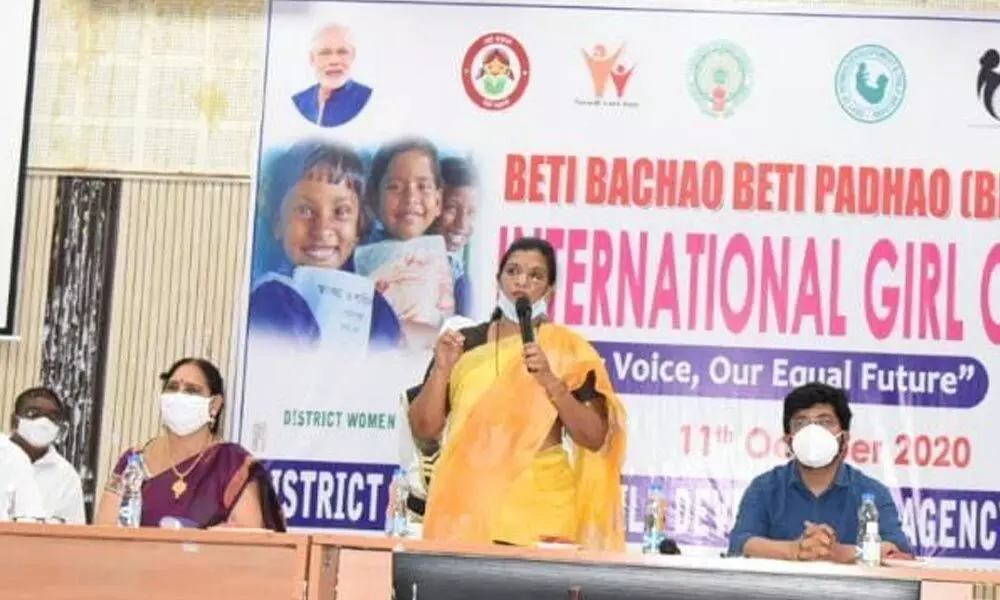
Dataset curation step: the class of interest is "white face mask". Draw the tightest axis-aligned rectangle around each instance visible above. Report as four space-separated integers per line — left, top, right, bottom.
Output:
16 417 60 449
791 424 842 469
497 292 548 322
160 393 213 437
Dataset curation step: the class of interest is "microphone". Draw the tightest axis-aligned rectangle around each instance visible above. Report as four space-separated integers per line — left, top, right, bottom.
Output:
515 296 534 344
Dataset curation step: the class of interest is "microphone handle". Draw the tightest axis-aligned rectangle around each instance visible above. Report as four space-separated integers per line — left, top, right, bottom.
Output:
518 314 535 343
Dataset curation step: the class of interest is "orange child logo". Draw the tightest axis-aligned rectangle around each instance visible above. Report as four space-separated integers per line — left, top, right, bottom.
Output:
582 43 635 98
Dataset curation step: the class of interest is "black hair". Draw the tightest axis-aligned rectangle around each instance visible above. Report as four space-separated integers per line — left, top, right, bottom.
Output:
272 141 368 235
496 236 557 285
440 156 476 189
782 382 852 434
13 386 65 420
160 357 225 435
489 236 558 321
364 137 442 225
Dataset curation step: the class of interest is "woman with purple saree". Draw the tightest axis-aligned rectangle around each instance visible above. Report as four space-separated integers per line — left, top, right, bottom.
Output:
95 358 285 530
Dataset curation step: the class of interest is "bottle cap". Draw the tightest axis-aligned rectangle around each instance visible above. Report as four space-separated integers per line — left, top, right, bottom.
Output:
159 516 198 529
861 492 875 502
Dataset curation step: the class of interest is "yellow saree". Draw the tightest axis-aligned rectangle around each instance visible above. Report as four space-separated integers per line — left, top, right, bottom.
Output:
422 323 627 551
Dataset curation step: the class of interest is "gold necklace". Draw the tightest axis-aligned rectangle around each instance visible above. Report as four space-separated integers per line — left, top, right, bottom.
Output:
166 438 212 499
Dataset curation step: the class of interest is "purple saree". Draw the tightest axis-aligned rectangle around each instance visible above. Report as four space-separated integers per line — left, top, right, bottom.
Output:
108 442 285 531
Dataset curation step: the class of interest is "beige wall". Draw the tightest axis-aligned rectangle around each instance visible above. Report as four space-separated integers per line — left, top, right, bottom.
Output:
2 0 997 491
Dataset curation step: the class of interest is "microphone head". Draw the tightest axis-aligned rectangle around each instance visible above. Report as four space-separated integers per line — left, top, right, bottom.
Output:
514 295 533 318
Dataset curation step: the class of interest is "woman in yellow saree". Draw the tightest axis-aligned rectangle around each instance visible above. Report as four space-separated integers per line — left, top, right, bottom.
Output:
408 237 627 551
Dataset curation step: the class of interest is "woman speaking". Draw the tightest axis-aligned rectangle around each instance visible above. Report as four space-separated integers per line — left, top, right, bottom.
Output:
407 237 627 550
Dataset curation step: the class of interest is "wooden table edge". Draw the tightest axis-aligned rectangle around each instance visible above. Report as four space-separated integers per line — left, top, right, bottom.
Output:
0 523 309 549
307 534 1000 585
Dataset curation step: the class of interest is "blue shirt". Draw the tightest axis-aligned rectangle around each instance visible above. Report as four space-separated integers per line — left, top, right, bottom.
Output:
453 273 470 317
292 81 372 128
728 461 913 556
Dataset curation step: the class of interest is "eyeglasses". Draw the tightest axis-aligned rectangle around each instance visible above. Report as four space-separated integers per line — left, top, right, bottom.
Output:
501 264 548 286
789 415 840 432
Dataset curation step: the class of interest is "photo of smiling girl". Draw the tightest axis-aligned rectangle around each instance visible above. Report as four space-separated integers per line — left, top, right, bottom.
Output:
354 138 457 349
248 141 402 352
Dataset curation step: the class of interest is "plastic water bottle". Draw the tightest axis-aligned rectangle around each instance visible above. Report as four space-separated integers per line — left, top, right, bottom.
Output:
386 468 409 538
642 482 666 554
857 492 881 566
159 516 197 529
117 453 144 528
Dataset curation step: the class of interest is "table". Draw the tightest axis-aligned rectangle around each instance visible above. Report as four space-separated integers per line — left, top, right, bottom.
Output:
3 525 996 599
308 534 1000 600
0 523 310 600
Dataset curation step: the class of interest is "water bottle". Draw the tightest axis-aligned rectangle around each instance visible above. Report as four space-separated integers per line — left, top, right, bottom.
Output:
857 492 881 566
386 468 409 538
159 516 198 529
117 453 144 528
642 482 666 554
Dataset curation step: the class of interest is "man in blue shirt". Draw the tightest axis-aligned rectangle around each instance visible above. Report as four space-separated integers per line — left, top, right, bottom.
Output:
728 383 913 562
292 24 372 128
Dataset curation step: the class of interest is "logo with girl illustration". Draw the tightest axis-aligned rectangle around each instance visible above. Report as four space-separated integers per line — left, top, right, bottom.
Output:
461 32 531 110
247 137 479 356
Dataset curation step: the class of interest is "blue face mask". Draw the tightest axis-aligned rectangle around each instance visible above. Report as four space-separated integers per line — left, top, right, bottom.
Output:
497 292 548 322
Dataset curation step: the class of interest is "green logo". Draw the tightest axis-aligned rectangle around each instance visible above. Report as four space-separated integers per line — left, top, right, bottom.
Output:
835 44 906 123
688 40 752 118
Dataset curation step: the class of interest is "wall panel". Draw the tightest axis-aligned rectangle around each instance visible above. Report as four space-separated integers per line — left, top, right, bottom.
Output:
0 173 57 421
24 0 1000 175
96 174 251 490
42 175 122 516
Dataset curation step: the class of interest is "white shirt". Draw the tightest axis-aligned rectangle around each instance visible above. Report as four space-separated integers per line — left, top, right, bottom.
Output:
32 445 86 524
0 435 45 520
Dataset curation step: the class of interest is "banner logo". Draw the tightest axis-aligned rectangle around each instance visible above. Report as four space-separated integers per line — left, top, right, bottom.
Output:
578 42 637 107
835 44 906 123
976 48 1000 121
688 40 752 118
461 32 530 111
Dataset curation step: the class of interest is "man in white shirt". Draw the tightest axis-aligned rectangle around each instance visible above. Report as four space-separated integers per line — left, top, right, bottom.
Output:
0 435 44 520
7 387 85 524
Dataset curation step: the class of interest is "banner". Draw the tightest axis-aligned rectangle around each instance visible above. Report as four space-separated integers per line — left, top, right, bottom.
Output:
239 0 1000 566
